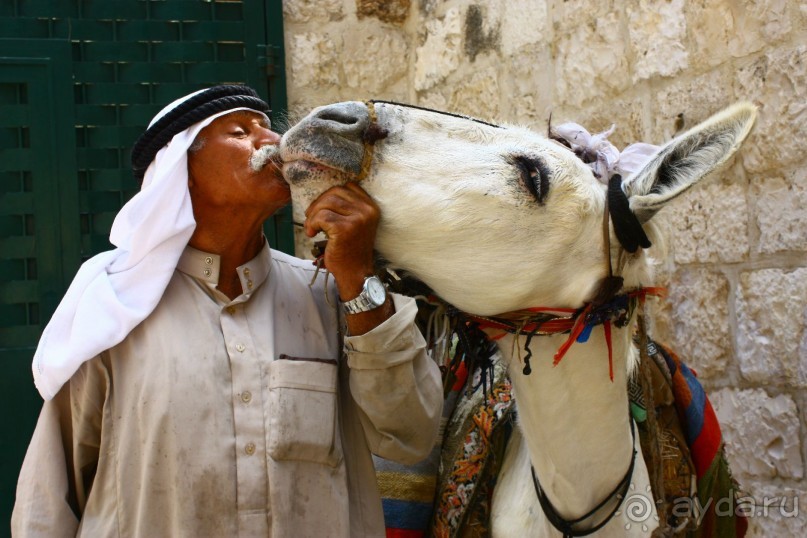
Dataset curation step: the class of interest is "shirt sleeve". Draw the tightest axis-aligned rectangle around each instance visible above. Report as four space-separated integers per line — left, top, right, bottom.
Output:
343 293 443 465
11 358 108 537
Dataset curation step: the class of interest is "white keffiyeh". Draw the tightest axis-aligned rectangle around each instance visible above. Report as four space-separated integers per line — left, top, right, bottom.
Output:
33 90 265 400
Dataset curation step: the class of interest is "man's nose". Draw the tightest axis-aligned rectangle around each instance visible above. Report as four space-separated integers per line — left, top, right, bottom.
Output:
257 126 281 147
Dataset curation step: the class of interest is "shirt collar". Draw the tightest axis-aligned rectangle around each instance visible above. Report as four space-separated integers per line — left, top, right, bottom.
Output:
177 241 273 297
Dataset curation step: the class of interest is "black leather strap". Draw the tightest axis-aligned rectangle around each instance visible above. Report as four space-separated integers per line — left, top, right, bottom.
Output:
608 174 651 253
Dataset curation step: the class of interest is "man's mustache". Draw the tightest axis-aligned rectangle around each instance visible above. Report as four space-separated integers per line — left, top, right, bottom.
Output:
250 144 280 172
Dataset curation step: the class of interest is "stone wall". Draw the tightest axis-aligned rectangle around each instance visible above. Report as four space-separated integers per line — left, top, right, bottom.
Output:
281 1 806 534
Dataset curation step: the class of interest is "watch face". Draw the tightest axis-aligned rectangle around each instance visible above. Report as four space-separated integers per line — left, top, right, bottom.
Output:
366 277 386 305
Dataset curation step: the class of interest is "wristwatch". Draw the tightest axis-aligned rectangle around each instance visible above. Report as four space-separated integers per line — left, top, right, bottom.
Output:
342 275 387 314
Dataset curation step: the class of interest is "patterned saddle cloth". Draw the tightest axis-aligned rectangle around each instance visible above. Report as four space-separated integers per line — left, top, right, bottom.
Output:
375 340 747 538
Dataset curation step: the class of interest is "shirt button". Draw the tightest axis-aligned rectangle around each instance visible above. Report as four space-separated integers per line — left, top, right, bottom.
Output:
205 256 213 265
247 280 254 289
203 268 211 277
241 391 252 403
245 442 256 456
243 267 251 277
226 306 236 315
236 344 245 352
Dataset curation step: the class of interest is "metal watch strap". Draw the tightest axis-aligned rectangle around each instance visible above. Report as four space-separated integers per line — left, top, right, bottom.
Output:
341 276 386 314
342 293 375 314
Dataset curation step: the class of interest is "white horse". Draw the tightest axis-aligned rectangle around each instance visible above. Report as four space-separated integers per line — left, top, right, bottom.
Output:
279 100 756 537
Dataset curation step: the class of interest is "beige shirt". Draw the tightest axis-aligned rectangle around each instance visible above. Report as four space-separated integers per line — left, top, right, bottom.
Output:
12 244 442 538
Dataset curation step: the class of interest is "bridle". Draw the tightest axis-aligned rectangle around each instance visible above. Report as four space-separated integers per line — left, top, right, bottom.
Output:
359 100 661 536
457 178 659 535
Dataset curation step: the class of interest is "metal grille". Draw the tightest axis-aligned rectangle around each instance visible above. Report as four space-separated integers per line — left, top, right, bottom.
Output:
1 0 286 257
0 83 38 336
0 1 287 531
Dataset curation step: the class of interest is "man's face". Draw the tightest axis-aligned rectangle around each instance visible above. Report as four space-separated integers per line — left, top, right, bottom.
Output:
187 110 290 220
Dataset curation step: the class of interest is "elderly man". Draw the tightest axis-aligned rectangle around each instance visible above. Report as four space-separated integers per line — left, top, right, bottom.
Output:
12 85 442 537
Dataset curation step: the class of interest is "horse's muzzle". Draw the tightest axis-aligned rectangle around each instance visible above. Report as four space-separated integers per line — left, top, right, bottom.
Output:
280 102 373 182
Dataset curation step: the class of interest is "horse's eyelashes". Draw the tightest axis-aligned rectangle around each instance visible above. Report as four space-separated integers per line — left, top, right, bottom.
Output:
513 156 549 205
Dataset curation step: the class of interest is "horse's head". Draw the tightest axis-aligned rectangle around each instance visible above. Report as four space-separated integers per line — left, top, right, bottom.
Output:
280 101 756 315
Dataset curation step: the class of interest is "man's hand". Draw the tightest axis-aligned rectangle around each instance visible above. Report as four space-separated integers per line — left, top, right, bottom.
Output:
303 182 394 334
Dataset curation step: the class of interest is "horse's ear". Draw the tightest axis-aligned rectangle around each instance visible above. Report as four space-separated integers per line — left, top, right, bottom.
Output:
624 102 757 223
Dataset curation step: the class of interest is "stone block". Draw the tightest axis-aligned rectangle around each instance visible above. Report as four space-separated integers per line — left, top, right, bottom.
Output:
343 31 409 92
651 67 737 144
736 267 807 386
500 0 547 56
686 0 734 71
553 0 613 34
734 46 807 174
728 0 791 58
628 0 689 82
554 11 630 107
356 0 410 25
663 180 749 264
711 388 803 481
667 268 731 381
463 4 501 62
743 484 805 537
283 0 344 23
752 167 807 254
502 48 553 128
289 32 342 88
414 7 463 91
418 0 438 17
447 64 501 121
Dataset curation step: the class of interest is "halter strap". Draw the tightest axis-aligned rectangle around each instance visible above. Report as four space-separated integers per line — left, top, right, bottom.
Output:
356 100 388 181
531 418 638 537
608 174 651 253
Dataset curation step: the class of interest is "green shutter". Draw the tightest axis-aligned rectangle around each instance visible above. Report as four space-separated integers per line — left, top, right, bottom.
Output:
0 2 289 532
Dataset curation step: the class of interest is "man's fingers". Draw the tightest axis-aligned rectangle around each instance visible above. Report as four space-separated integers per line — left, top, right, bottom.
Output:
304 208 342 237
304 184 376 218
303 184 379 238
305 204 375 237
306 192 357 220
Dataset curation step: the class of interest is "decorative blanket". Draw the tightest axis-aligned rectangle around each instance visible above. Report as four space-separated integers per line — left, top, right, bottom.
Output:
431 357 514 538
374 339 745 538
650 342 748 538
373 361 470 538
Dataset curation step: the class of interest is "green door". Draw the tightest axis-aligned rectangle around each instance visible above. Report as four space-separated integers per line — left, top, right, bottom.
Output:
0 39 79 535
0 2 289 533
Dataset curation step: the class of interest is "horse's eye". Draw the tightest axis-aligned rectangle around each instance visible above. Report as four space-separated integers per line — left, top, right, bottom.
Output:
513 156 549 204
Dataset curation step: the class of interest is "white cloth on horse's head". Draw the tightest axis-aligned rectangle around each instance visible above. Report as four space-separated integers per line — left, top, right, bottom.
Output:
552 123 660 184
32 90 268 401
614 143 660 178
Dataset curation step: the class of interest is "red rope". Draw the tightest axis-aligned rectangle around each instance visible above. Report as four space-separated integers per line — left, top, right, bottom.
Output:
552 303 592 366
465 287 665 380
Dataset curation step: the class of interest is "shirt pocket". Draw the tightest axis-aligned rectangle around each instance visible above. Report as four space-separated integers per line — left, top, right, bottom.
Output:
266 355 343 467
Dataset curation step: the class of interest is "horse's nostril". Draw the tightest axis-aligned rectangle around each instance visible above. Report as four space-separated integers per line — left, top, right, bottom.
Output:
317 109 362 126
309 103 371 142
